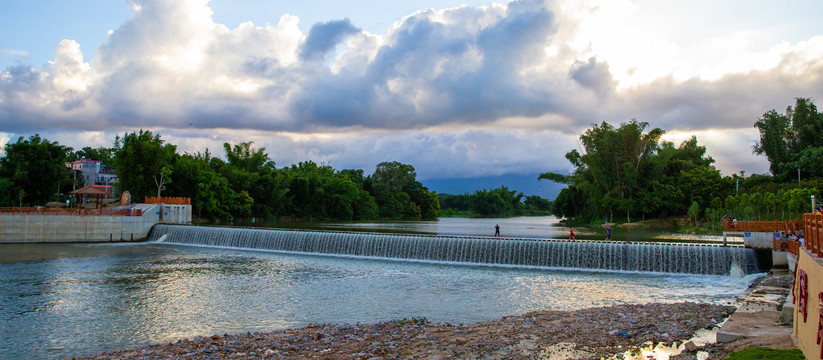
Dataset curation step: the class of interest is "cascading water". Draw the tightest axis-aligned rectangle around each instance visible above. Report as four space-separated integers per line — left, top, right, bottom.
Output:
148 224 760 275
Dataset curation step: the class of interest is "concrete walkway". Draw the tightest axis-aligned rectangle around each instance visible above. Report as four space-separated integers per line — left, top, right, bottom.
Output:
716 270 796 350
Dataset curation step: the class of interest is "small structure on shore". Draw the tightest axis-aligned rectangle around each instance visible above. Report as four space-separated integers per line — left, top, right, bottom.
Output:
69 185 112 210
722 219 803 269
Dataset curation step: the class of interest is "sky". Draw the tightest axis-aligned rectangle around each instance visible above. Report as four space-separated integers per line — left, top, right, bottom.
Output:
1 0 822 196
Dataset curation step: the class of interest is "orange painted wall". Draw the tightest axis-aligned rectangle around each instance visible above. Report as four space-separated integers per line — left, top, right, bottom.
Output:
793 249 823 359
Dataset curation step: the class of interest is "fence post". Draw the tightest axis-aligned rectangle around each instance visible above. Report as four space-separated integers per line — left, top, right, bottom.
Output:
818 214 823 258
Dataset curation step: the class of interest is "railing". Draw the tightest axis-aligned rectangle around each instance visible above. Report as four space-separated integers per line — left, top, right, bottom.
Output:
723 219 796 232
787 237 801 256
786 219 804 233
773 236 789 252
0 207 143 216
145 197 191 205
803 213 823 258
774 235 804 256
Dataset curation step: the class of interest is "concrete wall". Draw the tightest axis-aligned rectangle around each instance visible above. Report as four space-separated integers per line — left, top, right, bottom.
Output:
0 205 161 243
161 204 192 225
740 231 788 268
743 231 778 248
792 249 823 359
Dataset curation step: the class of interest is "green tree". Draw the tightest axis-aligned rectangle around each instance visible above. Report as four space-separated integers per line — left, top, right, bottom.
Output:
0 178 17 206
550 186 586 219
541 120 664 221
283 161 336 218
338 169 379 219
223 141 275 172
195 168 235 221
167 152 233 220
372 161 416 194
542 121 730 222
154 165 172 197
113 130 177 202
687 200 700 226
369 161 438 219
68 146 114 165
340 169 366 185
166 152 208 201
524 195 552 213
232 190 254 218
724 195 740 219
468 186 525 217
0 134 72 205
470 189 507 216
404 181 440 219
678 166 724 212
753 97 823 180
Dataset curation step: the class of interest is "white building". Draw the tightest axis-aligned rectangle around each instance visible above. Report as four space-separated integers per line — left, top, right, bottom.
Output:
66 159 117 187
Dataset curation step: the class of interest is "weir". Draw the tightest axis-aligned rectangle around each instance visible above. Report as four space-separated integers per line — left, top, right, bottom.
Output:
148 225 761 275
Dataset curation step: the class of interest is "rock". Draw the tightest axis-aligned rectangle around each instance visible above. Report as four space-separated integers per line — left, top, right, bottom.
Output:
74 302 737 360
684 341 699 351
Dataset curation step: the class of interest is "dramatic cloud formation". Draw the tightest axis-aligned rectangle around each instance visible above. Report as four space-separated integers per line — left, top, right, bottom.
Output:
1 0 822 184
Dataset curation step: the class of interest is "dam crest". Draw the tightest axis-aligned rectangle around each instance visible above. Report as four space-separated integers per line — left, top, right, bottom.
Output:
148 224 760 275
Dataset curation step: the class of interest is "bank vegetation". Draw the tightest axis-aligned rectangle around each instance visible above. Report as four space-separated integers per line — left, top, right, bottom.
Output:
540 97 822 227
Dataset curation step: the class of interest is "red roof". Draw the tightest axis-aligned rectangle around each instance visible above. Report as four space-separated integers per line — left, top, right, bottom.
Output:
70 185 111 195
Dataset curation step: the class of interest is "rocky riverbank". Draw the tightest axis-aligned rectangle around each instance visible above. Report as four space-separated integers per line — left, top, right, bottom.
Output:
79 302 736 360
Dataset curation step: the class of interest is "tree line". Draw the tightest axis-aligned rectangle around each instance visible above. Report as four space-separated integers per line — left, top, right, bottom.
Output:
438 187 552 217
542 97 822 224
0 129 554 221
0 130 440 222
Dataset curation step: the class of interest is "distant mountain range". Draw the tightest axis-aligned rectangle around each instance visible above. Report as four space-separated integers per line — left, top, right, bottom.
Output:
421 173 566 199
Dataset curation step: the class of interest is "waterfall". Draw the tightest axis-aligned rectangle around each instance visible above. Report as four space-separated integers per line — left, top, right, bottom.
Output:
148 225 761 275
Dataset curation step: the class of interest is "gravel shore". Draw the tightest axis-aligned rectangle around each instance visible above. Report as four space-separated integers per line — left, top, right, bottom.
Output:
78 302 736 359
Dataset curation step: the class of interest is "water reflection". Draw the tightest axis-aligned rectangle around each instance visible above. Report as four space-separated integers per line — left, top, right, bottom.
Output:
269 216 730 244
0 242 758 359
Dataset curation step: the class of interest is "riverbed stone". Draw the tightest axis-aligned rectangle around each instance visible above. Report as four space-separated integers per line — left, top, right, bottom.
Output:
77 302 737 360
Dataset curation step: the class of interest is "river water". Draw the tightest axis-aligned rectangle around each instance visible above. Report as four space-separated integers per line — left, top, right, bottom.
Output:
0 217 754 359
278 216 730 244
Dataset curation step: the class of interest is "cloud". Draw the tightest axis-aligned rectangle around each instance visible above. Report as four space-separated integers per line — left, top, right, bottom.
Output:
291 0 560 129
1 48 28 57
36 126 577 180
0 0 821 180
299 19 361 61
663 129 770 175
569 57 614 98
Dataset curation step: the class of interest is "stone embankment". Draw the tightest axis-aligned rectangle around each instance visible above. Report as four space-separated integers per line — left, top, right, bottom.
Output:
80 302 733 360
706 270 796 356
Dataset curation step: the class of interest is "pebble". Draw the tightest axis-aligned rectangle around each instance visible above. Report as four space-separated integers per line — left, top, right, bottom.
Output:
76 302 734 360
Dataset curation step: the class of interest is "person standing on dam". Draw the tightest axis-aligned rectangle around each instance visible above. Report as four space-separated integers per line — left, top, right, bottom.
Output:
494 224 500 236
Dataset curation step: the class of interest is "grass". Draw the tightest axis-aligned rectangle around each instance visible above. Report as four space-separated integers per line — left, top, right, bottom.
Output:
724 347 804 360
677 224 724 235
568 216 726 235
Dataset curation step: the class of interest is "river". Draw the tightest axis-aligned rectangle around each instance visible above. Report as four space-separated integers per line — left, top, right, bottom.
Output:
0 216 754 359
